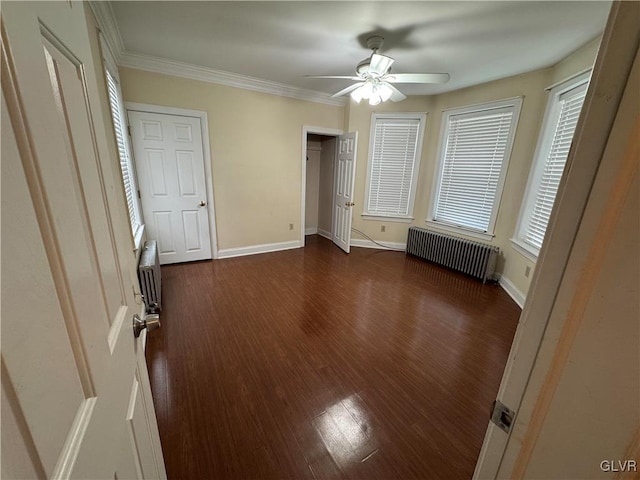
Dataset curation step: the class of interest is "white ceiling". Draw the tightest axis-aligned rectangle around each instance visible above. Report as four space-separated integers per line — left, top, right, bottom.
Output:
111 1 611 97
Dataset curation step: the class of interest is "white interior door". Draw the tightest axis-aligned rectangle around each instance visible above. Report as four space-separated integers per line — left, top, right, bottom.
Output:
2 2 165 478
128 111 212 264
333 132 358 253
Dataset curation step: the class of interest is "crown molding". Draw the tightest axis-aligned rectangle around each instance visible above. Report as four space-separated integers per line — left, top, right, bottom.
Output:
88 1 125 62
118 52 346 107
88 1 345 107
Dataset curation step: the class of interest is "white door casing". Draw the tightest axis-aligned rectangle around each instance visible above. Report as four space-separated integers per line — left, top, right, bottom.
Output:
333 132 358 253
1 2 166 479
473 3 637 478
128 111 212 265
300 125 343 247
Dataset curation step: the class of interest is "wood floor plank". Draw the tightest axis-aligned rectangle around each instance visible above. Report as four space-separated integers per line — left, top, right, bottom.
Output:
146 235 520 479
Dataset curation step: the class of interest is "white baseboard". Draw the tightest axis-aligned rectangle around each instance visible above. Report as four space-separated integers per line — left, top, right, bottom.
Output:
305 227 318 235
218 240 302 259
317 228 332 240
499 275 526 308
350 238 406 251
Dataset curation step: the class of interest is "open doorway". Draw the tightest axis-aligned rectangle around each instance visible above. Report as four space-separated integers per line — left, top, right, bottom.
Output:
305 134 337 242
302 126 358 252
300 126 342 248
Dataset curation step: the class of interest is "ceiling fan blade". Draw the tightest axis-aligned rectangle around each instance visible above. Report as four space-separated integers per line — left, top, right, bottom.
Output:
387 83 407 102
304 75 362 80
386 73 450 84
369 54 394 76
331 82 366 98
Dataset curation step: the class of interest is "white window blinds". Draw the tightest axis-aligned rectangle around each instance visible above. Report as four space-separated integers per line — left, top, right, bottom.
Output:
521 82 588 251
366 115 425 217
432 101 521 234
105 69 143 241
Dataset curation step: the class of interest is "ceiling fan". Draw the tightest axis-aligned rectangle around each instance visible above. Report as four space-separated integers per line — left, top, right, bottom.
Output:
306 35 450 105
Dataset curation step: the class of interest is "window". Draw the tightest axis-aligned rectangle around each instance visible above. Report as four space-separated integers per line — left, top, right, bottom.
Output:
513 74 589 259
100 35 144 247
363 113 426 221
428 98 522 239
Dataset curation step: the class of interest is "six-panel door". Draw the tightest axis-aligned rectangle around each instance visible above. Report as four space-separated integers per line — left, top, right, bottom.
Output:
128 111 212 265
1 2 166 478
333 132 358 253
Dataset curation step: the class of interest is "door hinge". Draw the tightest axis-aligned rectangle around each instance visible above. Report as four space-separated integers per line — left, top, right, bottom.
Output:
127 125 132 136
490 400 515 433
137 189 141 199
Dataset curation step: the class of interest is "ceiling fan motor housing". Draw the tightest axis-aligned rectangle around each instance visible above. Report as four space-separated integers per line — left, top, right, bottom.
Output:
357 35 388 76
356 58 372 75
366 35 385 51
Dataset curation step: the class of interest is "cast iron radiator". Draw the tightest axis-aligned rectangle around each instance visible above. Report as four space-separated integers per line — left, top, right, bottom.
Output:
138 240 162 313
406 226 498 283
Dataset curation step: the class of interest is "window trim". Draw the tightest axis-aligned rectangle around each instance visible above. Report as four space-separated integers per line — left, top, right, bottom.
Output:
363 112 427 220
100 34 144 250
512 72 590 260
361 214 414 223
425 219 495 242
427 96 523 238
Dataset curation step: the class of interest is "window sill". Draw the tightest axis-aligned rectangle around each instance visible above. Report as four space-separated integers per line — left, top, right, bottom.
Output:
510 238 538 262
361 214 414 224
424 220 495 242
133 224 146 253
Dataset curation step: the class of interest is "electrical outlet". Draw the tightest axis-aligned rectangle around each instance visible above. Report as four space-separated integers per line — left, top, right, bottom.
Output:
525 266 531 278
289 223 294 231
381 225 386 233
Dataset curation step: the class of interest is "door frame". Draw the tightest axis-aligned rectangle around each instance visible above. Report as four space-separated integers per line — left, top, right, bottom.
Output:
125 102 219 259
301 125 343 247
473 2 639 477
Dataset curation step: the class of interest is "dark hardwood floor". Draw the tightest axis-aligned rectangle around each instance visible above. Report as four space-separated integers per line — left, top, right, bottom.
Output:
146 235 520 479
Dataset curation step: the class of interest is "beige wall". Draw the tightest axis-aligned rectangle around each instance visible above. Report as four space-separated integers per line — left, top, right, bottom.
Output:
345 71 547 290
421 69 549 294
318 137 336 235
119 68 344 250
500 37 601 296
120 37 599 296
305 141 321 231
550 36 601 86
345 38 600 300
346 96 435 244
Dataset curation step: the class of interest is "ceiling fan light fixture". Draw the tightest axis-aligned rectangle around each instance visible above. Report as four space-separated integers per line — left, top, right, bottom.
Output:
363 82 375 98
378 82 394 102
350 81 374 103
351 86 365 103
368 93 382 106
351 80 394 105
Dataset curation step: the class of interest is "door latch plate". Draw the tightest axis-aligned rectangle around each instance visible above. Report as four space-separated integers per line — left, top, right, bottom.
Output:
490 400 515 433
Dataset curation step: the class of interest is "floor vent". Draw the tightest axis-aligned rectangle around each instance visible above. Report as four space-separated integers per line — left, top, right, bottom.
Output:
406 226 498 283
138 240 162 313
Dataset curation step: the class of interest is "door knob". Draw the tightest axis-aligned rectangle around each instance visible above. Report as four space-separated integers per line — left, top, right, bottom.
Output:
199 200 206 207
133 313 161 338
345 202 355 207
